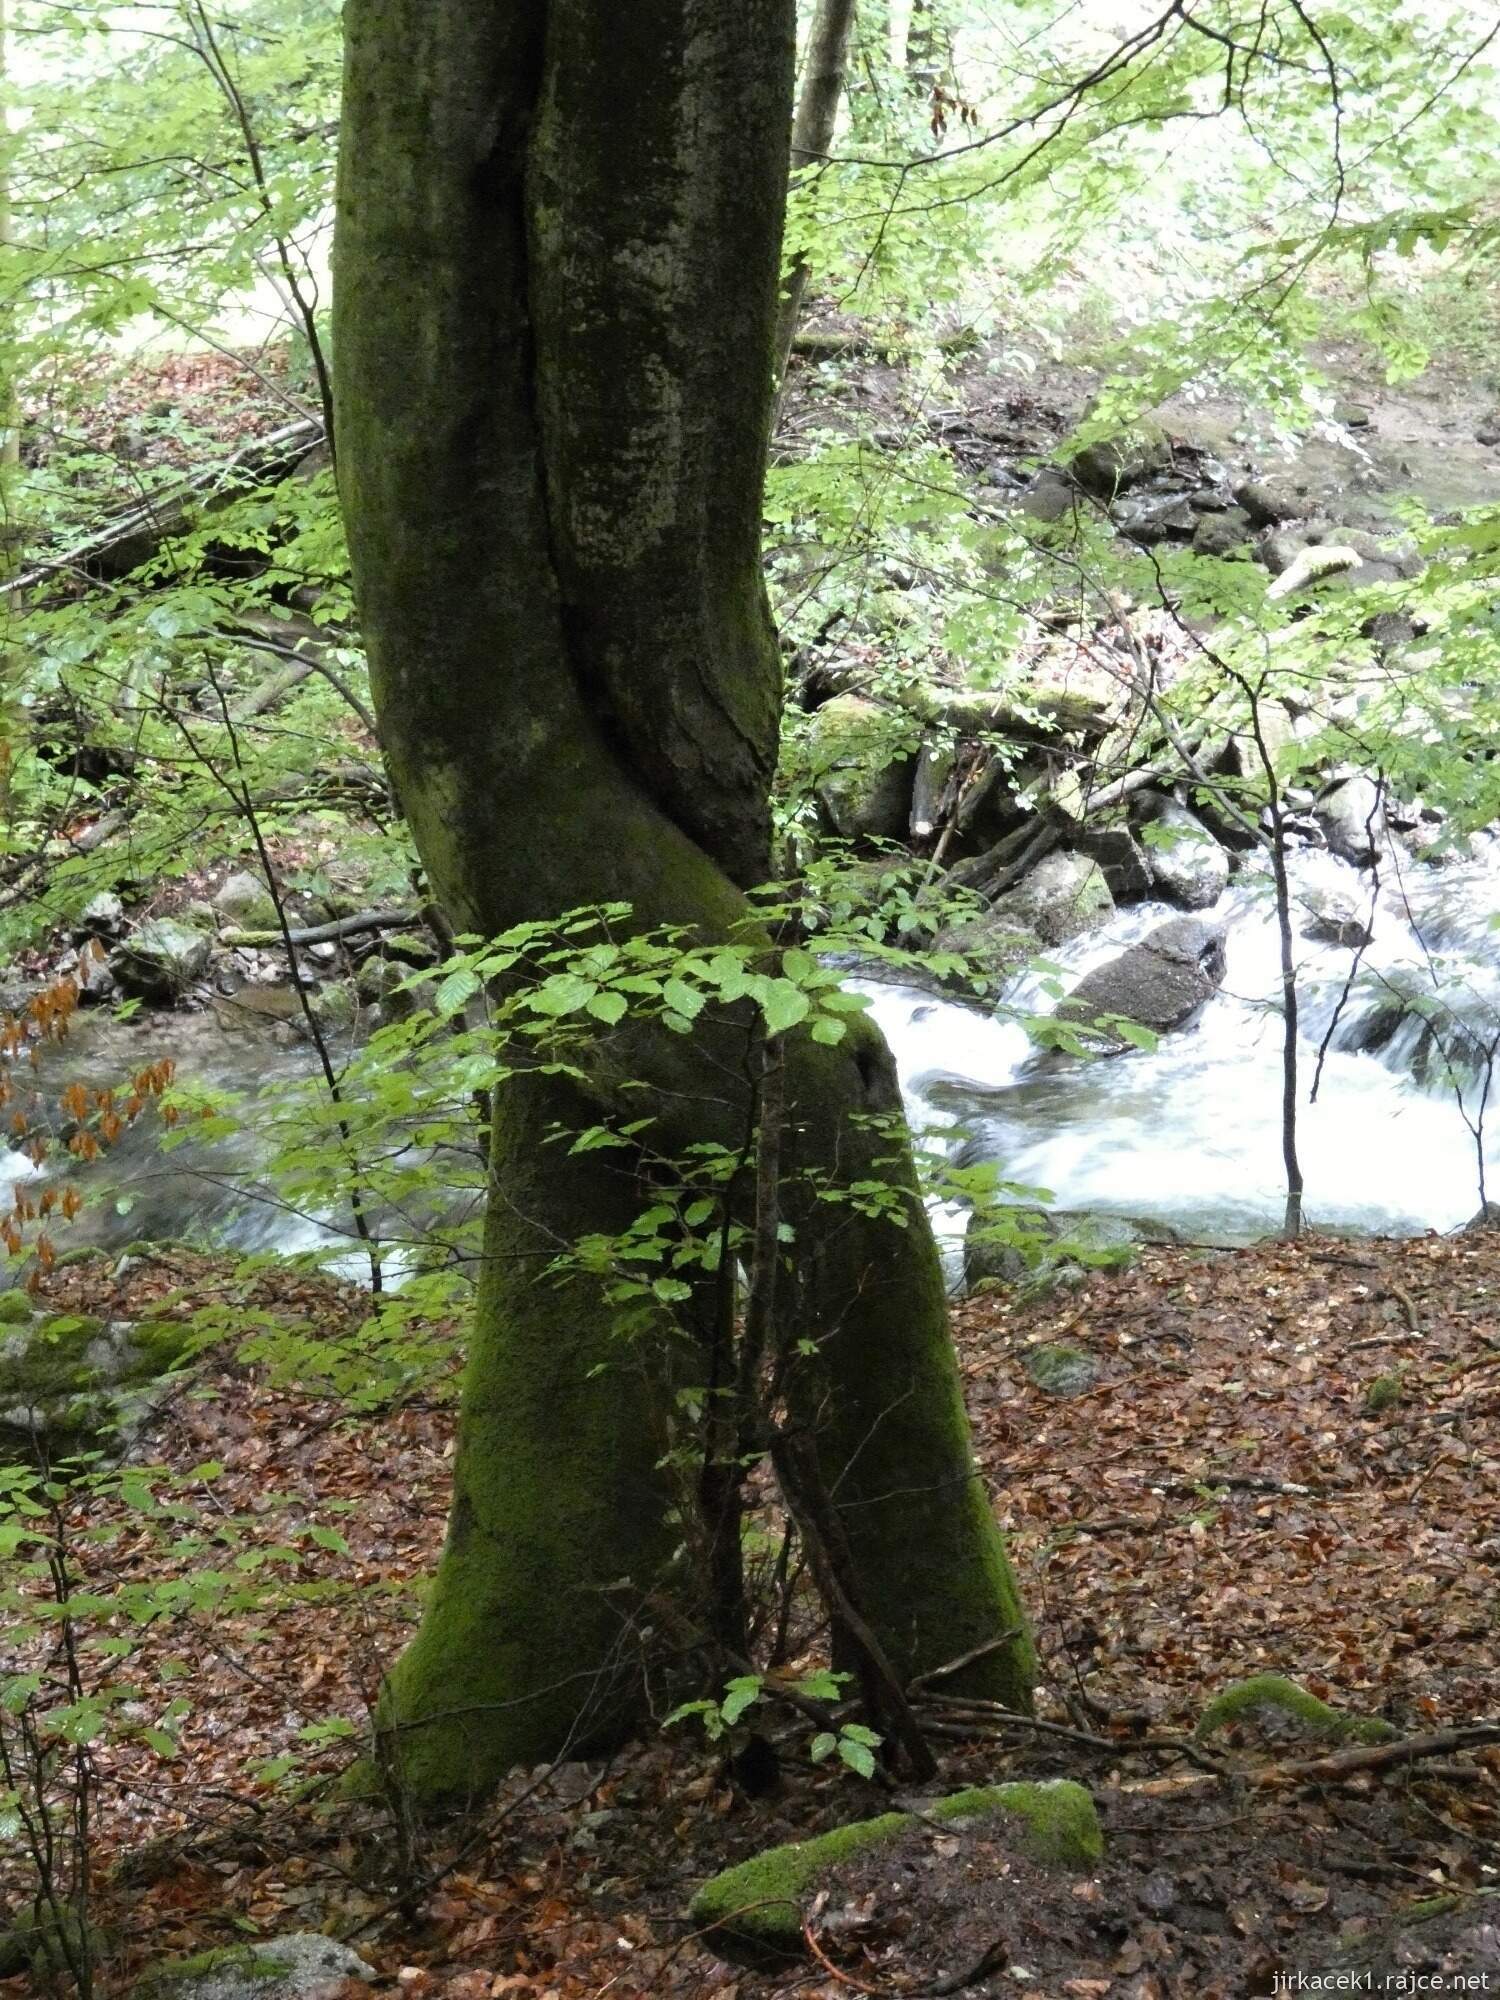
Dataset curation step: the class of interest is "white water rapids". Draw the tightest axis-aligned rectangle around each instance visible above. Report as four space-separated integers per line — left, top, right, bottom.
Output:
856 843 1500 1246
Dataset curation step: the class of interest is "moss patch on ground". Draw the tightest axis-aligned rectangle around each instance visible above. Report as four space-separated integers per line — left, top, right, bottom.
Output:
688 1779 1101 1960
1196 1674 1397 1746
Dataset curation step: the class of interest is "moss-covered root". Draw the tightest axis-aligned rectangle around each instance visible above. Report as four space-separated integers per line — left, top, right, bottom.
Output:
1195 1674 1398 1746
370 1075 681 1806
689 1780 1102 1962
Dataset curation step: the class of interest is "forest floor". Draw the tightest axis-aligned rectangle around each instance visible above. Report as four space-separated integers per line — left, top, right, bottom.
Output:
3 1227 1496 1999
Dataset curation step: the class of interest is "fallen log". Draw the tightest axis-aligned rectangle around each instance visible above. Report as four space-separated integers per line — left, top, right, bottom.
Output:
4 417 324 597
219 907 419 949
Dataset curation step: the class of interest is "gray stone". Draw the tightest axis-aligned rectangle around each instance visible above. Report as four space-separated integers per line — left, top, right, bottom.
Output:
0 1312 193 1462
1020 468 1077 524
75 891 126 941
1056 914 1227 1050
213 870 280 930
1315 776 1386 866
1232 478 1315 526
1076 826 1152 902
1023 1342 1100 1395
1066 424 1170 497
131 1933 374 2000
966 1207 1156 1288
808 694 917 843
110 918 212 1002
1296 877 1372 949
988 849 1114 948
1114 491 1198 545
1191 507 1253 558
1133 796 1230 910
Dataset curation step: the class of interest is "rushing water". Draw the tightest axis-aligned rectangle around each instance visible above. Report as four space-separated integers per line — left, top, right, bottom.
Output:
4 845 1499 1276
856 843 1500 1246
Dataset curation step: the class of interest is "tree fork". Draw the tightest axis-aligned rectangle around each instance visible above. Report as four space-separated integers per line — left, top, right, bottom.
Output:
335 0 1032 1799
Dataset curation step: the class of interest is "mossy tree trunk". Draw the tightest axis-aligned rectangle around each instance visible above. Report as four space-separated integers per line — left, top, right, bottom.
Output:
334 0 1032 1803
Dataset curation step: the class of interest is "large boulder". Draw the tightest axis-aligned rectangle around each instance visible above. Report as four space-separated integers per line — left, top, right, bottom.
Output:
1315 775 1386 866
1076 825 1152 902
988 849 1114 948
1066 421 1170 498
965 1206 1157 1288
807 694 916 843
1132 795 1230 909
0 1304 194 1461
212 869 280 930
1056 914 1227 1050
110 917 212 1002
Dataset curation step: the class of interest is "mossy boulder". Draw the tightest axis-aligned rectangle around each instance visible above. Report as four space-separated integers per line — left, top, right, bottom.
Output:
110 918 212 1002
130 1933 373 2000
0 1289 34 1325
964 1207 1153 1290
807 694 919 843
689 1779 1102 1962
1196 1674 1397 1747
1023 1342 1100 1396
212 870 281 931
0 1308 195 1460
989 849 1114 949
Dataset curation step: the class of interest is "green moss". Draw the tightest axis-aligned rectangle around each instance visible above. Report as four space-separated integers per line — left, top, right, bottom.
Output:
131 1943 291 1997
689 1781 1101 1960
1023 1343 1098 1396
1195 1674 1397 1746
0 1290 33 1324
1364 1370 1404 1414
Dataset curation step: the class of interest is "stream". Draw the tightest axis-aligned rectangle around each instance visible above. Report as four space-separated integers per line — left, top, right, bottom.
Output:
3 848 1499 1279
857 843 1500 1251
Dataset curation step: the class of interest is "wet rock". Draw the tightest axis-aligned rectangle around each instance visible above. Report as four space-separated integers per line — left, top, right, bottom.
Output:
1258 518 1337 575
989 849 1114 948
1315 776 1386 866
110 918 212 1002
1056 914 1227 1049
1332 400 1373 429
1477 411 1500 448
1076 825 1153 902
1233 478 1315 526
1296 876 1372 949
928 916 1039 997
808 694 917 843
130 1934 375 2000
1191 507 1253 558
1132 795 1230 909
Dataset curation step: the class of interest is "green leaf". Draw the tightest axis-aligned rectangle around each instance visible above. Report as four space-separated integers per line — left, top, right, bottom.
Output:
760 982 810 1035
720 1675 763 1726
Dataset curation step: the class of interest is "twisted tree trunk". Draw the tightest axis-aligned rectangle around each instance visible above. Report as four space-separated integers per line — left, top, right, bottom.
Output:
335 0 1032 1803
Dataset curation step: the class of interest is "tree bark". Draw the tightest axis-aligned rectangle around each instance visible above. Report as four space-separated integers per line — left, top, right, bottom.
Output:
335 0 1031 1802
773 0 860 394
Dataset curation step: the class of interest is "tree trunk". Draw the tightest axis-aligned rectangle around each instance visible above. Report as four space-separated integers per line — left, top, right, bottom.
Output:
773 0 860 392
335 0 1032 1802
